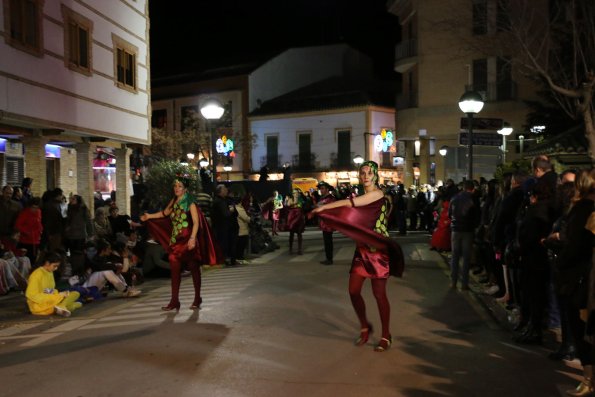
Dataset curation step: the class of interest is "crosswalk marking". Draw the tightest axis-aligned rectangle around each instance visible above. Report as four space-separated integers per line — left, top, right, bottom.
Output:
0 244 338 345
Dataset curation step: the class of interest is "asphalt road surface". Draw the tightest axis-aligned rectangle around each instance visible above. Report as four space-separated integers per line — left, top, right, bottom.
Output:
0 230 581 396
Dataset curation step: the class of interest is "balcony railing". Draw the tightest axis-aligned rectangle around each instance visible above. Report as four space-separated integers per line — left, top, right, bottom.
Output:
291 153 317 171
395 39 418 61
330 151 356 170
260 155 283 170
465 81 518 102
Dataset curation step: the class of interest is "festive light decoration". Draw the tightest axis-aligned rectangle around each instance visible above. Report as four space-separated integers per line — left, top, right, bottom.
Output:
373 129 394 152
216 135 235 157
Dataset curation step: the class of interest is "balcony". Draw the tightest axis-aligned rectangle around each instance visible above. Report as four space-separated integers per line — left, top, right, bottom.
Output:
394 39 418 73
329 151 357 170
396 92 418 109
291 153 317 171
465 81 518 102
260 155 283 170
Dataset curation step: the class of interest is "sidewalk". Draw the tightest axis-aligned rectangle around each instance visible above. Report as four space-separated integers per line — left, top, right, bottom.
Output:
436 249 562 348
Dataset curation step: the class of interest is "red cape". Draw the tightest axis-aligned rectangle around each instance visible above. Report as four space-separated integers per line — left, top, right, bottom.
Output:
144 209 223 266
315 199 405 277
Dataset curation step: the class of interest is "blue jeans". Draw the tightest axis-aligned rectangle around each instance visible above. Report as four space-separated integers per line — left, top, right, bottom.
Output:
451 231 474 287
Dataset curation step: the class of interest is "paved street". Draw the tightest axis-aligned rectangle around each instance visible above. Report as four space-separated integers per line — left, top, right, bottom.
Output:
0 230 582 397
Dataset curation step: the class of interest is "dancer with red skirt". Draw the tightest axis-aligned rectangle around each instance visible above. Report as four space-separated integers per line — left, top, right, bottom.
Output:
311 161 404 352
284 188 306 255
141 177 220 311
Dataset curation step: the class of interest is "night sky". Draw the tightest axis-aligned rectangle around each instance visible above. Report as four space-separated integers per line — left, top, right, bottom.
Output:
149 0 400 79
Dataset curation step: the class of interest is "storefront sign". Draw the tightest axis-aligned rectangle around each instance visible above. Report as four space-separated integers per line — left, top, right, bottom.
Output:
216 135 235 157
373 129 394 152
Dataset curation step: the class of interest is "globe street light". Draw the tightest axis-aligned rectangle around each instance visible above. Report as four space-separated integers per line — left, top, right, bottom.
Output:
497 122 513 163
458 90 484 181
200 98 224 185
353 154 364 165
199 157 209 168
439 145 448 156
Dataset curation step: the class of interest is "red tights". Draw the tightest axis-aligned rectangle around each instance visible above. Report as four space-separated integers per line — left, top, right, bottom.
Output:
168 254 202 306
348 274 391 338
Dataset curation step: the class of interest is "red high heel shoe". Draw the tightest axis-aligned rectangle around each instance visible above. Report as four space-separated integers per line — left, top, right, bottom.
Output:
374 335 392 352
189 298 202 310
355 324 373 346
161 301 180 312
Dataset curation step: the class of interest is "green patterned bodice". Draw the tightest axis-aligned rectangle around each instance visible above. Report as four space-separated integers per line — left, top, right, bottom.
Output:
170 201 190 244
373 199 389 237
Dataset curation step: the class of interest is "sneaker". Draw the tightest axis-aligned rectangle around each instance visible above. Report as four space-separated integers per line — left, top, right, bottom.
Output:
54 306 71 317
123 287 142 298
484 285 500 295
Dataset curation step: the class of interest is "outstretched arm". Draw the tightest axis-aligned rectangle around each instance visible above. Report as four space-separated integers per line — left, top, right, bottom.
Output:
140 199 174 222
311 190 383 214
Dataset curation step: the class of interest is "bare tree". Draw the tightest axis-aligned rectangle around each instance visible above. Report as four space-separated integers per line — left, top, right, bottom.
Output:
438 0 595 158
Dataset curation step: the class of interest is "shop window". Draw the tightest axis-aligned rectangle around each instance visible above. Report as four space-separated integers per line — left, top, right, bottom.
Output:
4 0 43 56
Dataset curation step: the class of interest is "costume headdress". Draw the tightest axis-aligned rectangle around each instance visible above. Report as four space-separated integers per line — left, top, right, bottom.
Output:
360 161 380 185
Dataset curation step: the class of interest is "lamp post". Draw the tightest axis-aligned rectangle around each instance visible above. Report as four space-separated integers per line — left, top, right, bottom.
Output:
353 154 364 165
497 122 513 163
223 164 232 181
439 145 448 182
200 98 224 185
458 91 484 181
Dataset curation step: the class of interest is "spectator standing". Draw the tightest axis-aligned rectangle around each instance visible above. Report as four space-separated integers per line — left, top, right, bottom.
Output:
41 188 64 251
14 197 43 266
93 207 113 242
448 180 480 290
21 177 33 206
317 181 336 265
211 184 237 266
65 195 94 276
0 186 22 239
235 198 250 263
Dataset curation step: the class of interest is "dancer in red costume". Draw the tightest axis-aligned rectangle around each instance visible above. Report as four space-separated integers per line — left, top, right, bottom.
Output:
311 161 404 352
140 177 220 311
284 188 306 255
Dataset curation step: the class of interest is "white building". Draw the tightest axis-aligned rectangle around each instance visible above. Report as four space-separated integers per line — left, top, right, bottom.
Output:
0 0 150 213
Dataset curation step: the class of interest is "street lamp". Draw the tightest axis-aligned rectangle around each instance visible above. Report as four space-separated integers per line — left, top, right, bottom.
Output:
353 154 364 165
200 98 224 185
497 122 513 163
223 164 232 180
439 145 448 157
199 157 209 168
458 90 484 181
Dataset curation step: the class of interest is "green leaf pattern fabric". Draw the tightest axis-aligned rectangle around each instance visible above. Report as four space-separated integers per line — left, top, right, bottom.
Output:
373 201 389 238
170 202 188 244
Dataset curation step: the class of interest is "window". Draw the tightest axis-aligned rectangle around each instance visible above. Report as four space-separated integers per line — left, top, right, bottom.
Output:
62 5 92 75
298 133 311 170
6 156 24 187
496 57 513 100
472 58 488 95
181 105 198 132
152 109 167 129
337 130 351 169
112 34 138 92
266 135 279 169
472 0 488 35
4 0 43 55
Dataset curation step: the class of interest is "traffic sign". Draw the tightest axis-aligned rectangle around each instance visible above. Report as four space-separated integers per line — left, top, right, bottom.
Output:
459 132 503 146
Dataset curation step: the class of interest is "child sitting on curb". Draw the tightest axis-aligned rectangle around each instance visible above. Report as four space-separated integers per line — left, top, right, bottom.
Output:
25 252 82 317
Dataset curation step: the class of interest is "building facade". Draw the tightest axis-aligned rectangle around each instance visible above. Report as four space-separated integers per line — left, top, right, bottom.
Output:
0 0 150 214
388 0 544 185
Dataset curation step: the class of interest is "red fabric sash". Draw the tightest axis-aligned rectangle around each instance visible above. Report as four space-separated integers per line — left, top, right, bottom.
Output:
144 208 223 266
314 198 405 277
